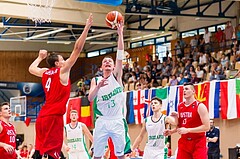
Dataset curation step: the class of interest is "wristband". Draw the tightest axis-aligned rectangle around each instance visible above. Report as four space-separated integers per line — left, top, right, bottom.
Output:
116 49 124 60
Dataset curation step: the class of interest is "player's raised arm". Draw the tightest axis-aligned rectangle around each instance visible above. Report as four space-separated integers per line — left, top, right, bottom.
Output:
61 13 93 73
113 20 124 85
28 50 48 77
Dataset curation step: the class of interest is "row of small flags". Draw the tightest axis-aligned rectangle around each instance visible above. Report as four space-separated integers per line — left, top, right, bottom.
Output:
64 78 240 126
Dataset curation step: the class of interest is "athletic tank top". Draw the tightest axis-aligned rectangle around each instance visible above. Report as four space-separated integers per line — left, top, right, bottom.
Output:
40 67 71 117
145 115 166 149
0 120 17 159
178 101 205 139
95 73 124 118
65 122 87 153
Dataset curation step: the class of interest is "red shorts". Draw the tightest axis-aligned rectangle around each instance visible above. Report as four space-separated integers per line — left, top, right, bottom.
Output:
35 115 63 159
177 136 207 159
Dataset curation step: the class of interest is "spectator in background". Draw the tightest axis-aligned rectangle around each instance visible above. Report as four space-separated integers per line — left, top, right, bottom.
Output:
179 36 186 57
206 119 220 159
20 145 29 159
178 62 185 74
220 54 229 70
83 76 91 89
198 34 205 53
196 65 204 82
190 35 198 52
132 61 142 72
198 52 207 67
225 21 234 48
77 78 84 90
175 41 183 60
178 73 188 85
95 65 103 77
215 27 225 50
169 75 178 86
190 72 199 84
235 24 240 50
203 27 212 54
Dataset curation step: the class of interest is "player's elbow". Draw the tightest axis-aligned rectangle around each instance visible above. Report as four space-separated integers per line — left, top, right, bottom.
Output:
204 124 210 132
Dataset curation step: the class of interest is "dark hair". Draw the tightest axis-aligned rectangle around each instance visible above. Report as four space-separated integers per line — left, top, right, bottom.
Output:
0 102 10 111
46 52 59 68
151 97 162 104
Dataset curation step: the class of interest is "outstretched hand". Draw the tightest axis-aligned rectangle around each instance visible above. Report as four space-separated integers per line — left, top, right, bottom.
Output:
117 20 124 35
38 50 47 60
86 13 93 30
97 78 108 88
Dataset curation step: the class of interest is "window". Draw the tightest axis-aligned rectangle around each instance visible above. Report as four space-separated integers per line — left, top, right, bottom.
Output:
182 30 197 38
208 26 216 32
131 41 142 48
156 37 165 43
156 44 167 63
87 51 99 58
143 39 154 46
100 48 112 55
217 24 225 30
199 28 205 35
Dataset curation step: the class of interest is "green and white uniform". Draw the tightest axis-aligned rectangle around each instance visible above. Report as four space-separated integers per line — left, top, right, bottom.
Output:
65 122 91 159
94 73 127 157
143 115 167 159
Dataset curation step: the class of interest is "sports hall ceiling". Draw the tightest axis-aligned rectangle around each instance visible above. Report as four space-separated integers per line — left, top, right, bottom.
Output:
0 0 238 52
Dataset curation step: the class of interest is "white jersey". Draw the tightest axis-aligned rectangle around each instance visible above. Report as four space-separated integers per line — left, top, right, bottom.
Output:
145 115 166 149
95 73 124 118
65 122 88 154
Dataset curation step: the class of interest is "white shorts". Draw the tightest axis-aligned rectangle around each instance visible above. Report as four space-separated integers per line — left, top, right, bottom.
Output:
143 146 166 159
93 117 125 157
68 151 91 159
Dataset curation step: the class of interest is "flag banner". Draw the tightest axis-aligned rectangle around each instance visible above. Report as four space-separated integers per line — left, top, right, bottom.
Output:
221 79 240 119
65 97 92 127
167 86 179 115
126 91 135 124
208 81 220 118
144 89 153 118
152 87 168 114
80 96 93 127
194 82 210 109
133 90 145 124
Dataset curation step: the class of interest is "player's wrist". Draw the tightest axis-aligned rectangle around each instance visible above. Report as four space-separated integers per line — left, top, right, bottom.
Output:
116 49 124 60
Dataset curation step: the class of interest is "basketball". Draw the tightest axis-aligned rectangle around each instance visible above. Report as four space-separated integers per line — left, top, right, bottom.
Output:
105 11 123 29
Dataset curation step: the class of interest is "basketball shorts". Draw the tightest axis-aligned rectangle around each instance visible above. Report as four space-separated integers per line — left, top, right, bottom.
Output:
177 136 207 159
68 151 91 159
93 117 126 157
35 115 64 159
143 146 166 159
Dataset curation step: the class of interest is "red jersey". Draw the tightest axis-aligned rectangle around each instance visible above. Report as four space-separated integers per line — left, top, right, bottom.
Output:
0 120 17 159
20 149 28 157
40 67 71 117
178 100 205 139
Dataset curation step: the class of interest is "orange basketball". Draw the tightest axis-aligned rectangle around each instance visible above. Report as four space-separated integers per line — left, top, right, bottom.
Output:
105 11 123 29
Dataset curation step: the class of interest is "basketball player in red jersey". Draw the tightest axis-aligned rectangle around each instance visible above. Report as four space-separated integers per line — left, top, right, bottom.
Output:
165 82 210 159
28 14 93 159
0 102 17 159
